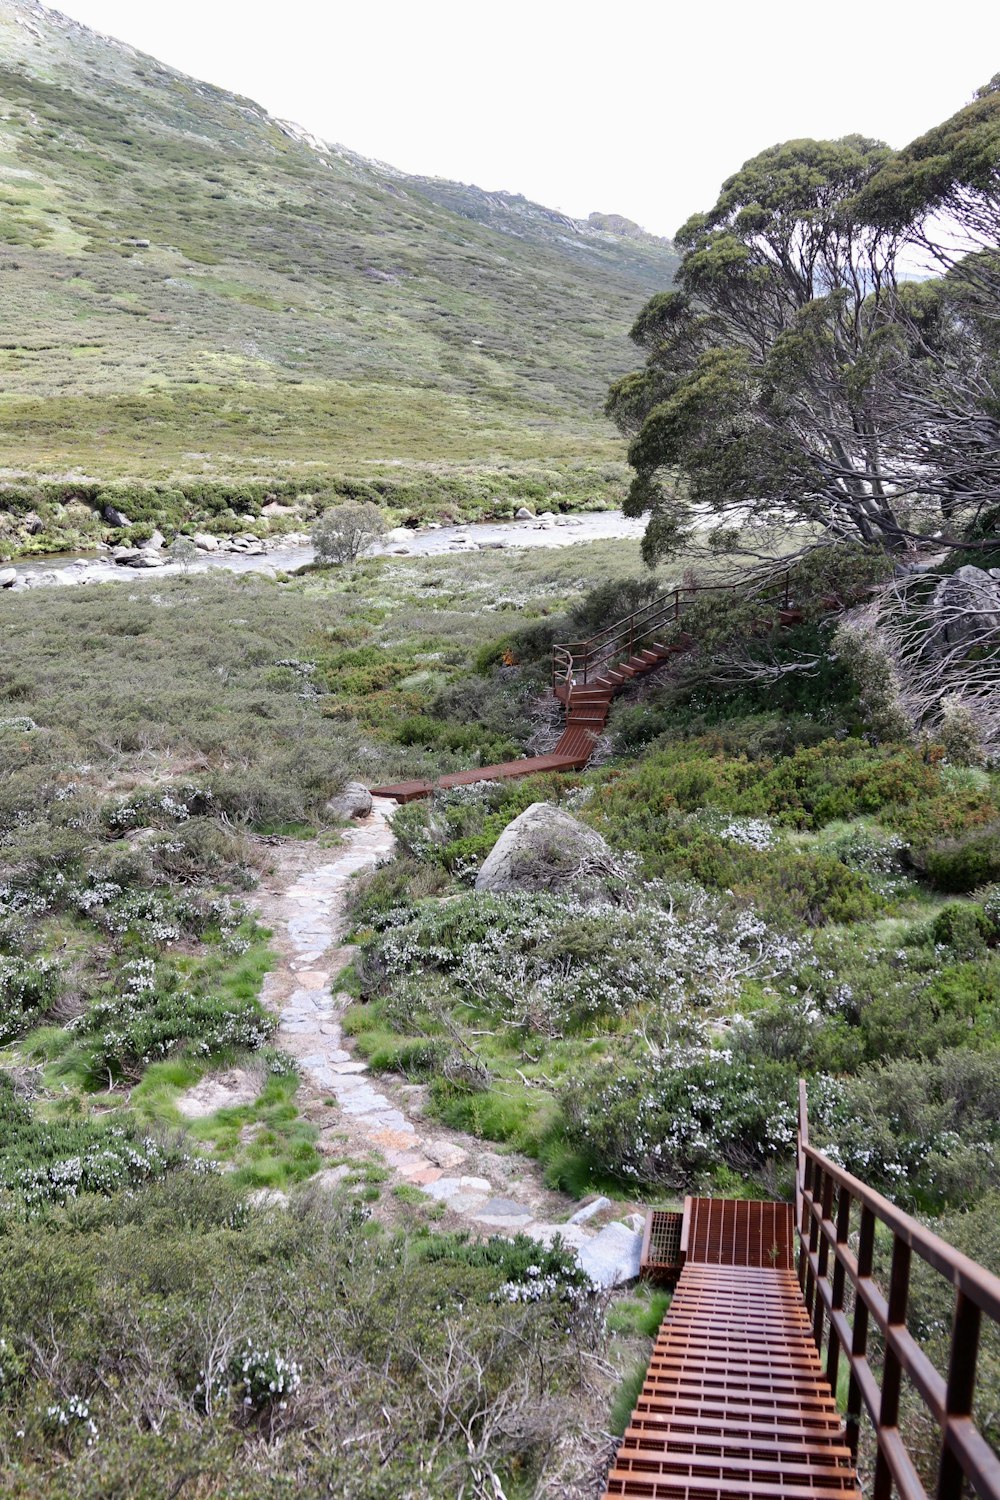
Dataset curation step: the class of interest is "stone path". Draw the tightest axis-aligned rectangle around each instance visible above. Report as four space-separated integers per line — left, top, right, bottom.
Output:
251 799 644 1287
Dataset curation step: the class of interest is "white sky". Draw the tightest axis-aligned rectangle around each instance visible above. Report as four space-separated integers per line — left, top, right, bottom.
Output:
46 0 1000 237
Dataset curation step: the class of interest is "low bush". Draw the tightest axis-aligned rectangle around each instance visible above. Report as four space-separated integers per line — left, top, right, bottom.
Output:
0 1078 188 1213
914 822 1000 893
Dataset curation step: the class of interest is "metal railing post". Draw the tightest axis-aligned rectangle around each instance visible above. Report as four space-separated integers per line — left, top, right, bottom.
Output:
872 1234 912 1500
937 1292 982 1500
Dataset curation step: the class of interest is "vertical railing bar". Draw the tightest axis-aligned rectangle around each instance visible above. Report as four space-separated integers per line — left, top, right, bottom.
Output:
936 1290 982 1500
813 1167 834 1350
805 1157 821 1325
826 1184 851 1395
846 1203 876 1460
872 1233 912 1500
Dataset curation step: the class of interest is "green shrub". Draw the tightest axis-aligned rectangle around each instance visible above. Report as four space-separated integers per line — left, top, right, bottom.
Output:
75 958 274 1081
0 954 61 1042
561 1055 798 1188
916 823 1000 893
812 1051 1000 1210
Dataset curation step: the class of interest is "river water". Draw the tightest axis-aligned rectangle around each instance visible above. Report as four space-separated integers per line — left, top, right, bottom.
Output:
7 510 646 590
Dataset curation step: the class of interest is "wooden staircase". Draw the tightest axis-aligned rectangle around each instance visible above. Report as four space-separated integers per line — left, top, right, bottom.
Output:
370 638 681 802
371 570 795 803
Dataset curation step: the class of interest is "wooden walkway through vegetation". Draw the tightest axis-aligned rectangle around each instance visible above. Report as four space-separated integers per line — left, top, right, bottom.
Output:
371 570 802 802
604 1087 1000 1500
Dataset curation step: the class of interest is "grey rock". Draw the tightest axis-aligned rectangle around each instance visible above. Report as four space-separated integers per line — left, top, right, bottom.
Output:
193 532 219 551
103 505 131 527
476 1196 532 1219
569 1195 611 1225
326 782 373 820
577 1222 643 1288
474 801 627 906
145 529 165 550
0 567 15 588
22 511 43 535
131 551 165 568
515 506 535 520
930 565 1000 653
385 526 413 543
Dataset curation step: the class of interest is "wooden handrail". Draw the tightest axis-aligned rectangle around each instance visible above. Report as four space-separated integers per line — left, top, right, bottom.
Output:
552 567 795 689
796 1079 1000 1500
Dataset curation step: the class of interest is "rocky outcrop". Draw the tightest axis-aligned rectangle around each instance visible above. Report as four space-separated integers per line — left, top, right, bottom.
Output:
474 801 627 906
929 566 1000 653
326 782 374 820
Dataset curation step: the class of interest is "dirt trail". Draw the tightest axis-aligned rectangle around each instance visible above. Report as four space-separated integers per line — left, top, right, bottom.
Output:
249 801 627 1259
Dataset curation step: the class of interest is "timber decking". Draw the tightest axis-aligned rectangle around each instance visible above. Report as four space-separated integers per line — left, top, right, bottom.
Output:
604 1199 858 1500
370 643 674 801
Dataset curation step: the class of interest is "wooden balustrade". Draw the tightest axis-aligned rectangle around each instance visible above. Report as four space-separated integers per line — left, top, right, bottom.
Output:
796 1079 1000 1500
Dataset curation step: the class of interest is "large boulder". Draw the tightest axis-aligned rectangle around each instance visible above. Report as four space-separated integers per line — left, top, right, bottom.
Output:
930 565 1000 653
327 782 373 820
474 801 626 906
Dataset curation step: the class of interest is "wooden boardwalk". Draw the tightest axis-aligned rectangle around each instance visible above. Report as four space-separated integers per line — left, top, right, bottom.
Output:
604 1199 859 1500
371 641 679 801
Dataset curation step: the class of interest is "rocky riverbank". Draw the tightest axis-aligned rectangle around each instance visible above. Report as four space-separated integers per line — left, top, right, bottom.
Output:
1 509 647 591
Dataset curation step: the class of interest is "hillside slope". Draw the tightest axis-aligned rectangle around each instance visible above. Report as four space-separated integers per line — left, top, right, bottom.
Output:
0 0 677 503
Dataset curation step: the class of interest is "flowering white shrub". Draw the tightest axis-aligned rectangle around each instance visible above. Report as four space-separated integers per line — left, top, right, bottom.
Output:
368 887 805 1037
562 1051 798 1186
229 1340 302 1412
44 1393 98 1448
716 817 777 850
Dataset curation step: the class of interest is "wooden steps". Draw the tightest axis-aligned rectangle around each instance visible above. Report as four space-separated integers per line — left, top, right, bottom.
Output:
371 641 674 801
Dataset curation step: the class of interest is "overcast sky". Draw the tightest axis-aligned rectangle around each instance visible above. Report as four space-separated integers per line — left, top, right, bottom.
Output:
48 0 1000 237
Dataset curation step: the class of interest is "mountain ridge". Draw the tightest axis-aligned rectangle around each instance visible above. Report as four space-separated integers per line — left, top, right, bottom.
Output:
0 0 677 542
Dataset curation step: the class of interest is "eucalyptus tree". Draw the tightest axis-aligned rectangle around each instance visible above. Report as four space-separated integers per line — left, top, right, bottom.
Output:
608 136 918 563
857 77 1000 535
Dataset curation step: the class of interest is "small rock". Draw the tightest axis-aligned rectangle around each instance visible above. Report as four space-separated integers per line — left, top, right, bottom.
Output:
475 1196 533 1219
312 1165 351 1191
621 1212 646 1234
103 504 131 527
326 782 373 820
515 506 535 520
577 1222 643 1288
0 567 15 588
247 1188 289 1210
569 1195 611 1225
145 529 165 550
193 532 219 551
425 1140 468 1170
22 511 43 535
385 527 412 544
177 1068 260 1118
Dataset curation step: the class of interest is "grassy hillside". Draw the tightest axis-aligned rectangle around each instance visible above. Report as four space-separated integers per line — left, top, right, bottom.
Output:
0 0 677 540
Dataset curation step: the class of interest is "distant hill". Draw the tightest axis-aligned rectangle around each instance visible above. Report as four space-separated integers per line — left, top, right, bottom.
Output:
0 0 678 520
